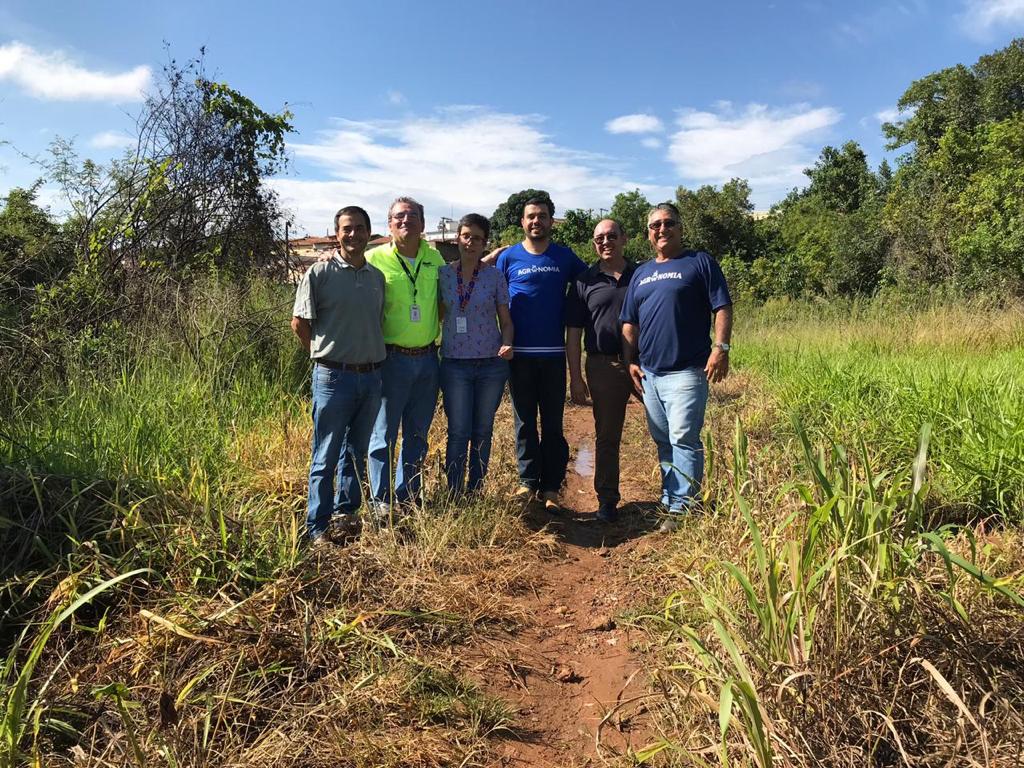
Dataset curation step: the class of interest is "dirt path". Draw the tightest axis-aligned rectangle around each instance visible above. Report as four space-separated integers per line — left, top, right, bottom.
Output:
464 400 666 766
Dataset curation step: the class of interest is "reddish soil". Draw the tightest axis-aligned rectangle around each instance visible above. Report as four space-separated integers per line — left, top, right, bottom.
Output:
464 399 666 766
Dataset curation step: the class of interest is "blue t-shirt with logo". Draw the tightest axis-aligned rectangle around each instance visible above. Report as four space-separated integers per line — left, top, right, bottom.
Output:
497 242 587 357
619 251 732 374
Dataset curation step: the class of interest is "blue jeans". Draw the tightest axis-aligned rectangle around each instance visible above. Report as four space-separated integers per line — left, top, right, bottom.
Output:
440 357 509 494
640 366 709 513
307 363 382 538
360 348 440 504
508 355 569 493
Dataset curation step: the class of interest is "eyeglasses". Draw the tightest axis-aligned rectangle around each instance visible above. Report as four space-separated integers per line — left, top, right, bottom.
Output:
648 220 679 231
593 234 620 244
459 233 485 244
390 212 421 222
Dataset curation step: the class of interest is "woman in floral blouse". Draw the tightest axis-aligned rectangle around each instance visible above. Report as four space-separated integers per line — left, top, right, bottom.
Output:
438 213 514 495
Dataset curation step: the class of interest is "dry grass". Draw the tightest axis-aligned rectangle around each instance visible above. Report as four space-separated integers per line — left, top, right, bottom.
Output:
5 296 1024 767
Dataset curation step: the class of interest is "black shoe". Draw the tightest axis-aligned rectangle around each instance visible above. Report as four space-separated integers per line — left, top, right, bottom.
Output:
596 503 619 523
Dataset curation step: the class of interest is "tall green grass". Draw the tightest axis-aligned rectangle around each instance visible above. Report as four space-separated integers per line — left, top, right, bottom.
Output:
652 418 1024 766
735 300 1024 518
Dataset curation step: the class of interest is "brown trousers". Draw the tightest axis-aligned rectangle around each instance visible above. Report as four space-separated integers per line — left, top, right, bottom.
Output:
585 354 635 505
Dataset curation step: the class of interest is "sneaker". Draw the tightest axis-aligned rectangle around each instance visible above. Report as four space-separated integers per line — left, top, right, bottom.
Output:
542 491 561 514
658 515 682 534
596 503 619 523
370 502 411 529
513 485 538 501
307 535 335 554
327 513 362 544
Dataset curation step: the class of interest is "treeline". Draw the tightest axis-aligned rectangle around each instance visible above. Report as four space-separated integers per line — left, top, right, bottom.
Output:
0 54 293 389
521 38 1023 302
3 38 1022 382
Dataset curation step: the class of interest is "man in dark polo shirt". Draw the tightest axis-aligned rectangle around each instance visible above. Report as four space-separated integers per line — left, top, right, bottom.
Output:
291 205 386 545
566 218 637 523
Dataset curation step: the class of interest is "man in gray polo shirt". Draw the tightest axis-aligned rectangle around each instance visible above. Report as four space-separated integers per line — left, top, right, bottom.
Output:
291 205 386 545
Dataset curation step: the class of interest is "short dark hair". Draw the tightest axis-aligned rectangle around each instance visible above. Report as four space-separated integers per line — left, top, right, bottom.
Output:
334 205 371 232
458 212 491 241
648 202 681 222
521 195 555 218
607 218 626 237
389 196 425 222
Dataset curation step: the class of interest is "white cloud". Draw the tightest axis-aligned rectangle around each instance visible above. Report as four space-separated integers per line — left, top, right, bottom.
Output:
641 137 662 149
271 107 668 235
605 113 664 134
874 108 900 124
387 89 406 105
667 102 841 201
959 0 1024 38
89 130 135 150
0 41 150 102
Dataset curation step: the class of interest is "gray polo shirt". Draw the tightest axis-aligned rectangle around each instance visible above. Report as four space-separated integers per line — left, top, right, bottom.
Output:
292 254 386 365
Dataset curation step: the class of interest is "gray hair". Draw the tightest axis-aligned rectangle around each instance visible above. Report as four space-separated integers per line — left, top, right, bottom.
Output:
388 196 425 222
647 202 681 223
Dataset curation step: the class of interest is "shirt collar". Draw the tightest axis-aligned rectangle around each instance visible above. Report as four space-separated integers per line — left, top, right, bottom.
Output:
587 259 636 280
333 252 369 270
389 237 427 260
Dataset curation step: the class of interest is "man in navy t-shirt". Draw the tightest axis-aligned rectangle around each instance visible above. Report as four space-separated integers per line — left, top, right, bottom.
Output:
496 195 587 510
620 202 733 532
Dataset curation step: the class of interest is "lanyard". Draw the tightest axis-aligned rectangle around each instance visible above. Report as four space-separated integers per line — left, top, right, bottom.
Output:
395 252 424 301
455 261 480 313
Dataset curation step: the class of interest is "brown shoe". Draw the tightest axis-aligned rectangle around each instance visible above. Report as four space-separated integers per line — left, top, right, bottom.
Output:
542 491 561 514
327 514 362 544
513 485 538 502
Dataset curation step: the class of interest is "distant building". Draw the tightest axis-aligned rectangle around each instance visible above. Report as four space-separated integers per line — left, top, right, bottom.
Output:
281 232 458 282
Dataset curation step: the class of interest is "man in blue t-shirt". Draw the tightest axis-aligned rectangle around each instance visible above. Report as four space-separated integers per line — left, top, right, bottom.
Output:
496 195 587 510
620 202 733 533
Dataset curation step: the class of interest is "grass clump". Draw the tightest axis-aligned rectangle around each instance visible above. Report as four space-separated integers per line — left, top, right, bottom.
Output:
0 278 546 767
638 300 1024 767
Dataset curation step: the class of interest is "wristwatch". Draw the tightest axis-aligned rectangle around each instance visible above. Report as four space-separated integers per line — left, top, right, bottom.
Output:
714 342 731 352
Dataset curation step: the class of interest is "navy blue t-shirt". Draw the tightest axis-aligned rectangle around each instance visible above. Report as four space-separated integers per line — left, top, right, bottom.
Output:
497 242 587 357
619 251 732 373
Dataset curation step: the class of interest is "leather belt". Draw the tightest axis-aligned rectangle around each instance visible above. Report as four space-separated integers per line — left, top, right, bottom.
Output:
315 359 382 373
387 343 436 356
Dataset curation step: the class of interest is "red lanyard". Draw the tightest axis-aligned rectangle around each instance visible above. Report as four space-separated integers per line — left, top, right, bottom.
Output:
455 262 480 313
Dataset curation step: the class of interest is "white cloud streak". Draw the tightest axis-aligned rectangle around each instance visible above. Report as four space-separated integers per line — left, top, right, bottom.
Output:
0 41 150 102
667 102 841 199
605 113 664 134
273 107 668 235
89 130 135 150
959 0 1024 38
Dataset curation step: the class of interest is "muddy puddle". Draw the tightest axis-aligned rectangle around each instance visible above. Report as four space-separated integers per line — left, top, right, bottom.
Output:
573 437 595 477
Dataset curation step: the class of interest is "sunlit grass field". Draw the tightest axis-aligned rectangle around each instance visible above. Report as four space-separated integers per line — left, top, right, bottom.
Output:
737 300 1024 519
1 286 1022 766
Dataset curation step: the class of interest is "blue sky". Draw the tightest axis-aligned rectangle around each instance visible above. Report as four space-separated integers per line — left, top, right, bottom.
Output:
2 0 1023 235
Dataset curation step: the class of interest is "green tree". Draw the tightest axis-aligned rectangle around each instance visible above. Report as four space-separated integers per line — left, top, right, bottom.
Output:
950 116 1024 292
675 179 758 261
552 208 596 246
805 141 877 214
0 184 73 308
608 189 650 239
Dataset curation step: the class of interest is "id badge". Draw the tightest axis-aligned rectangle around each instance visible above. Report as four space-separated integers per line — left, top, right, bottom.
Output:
456 316 468 334
409 304 421 323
